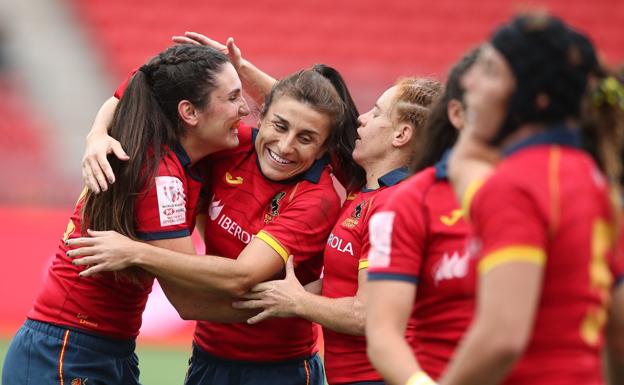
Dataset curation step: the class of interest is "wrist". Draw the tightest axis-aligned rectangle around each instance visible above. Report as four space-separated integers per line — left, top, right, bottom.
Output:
405 371 437 385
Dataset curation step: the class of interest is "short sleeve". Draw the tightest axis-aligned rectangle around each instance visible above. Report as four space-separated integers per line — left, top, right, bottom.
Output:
134 160 192 241
257 179 341 284
471 177 548 275
367 187 427 284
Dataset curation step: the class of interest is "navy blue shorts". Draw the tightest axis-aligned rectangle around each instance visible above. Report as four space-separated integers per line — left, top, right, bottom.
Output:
2 319 140 385
184 344 325 385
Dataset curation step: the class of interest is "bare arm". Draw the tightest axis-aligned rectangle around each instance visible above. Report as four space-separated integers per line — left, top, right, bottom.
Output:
172 32 276 106
366 280 420 385
68 229 285 298
146 236 256 322
234 261 367 335
439 262 543 385
607 282 624 384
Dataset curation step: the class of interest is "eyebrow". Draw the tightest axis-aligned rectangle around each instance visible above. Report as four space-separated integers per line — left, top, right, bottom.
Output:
274 113 321 138
228 88 242 96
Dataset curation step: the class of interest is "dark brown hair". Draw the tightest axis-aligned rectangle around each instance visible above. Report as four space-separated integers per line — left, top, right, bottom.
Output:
261 65 365 191
82 44 230 239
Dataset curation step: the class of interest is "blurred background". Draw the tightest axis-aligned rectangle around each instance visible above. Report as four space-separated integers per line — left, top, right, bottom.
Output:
0 0 622 382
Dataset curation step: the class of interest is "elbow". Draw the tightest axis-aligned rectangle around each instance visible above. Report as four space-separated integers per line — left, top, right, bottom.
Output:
172 303 198 321
481 322 530 364
223 274 255 298
366 334 388 370
351 303 366 336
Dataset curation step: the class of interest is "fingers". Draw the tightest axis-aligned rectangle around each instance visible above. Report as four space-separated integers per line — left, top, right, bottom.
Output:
78 264 107 277
66 247 98 259
246 311 272 325
184 32 227 52
82 162 101 194
86 229 113 237
110 141 130 161
247 282 274 293
232 299 264 310
285 255 295 276
84 156 108 193
71 255 101 266
172 36 201 45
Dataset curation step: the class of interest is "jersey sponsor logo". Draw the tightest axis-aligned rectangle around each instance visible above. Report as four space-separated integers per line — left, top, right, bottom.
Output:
342 200 367 228
368 211 395 268
225 171 244 185
156 176 186 226
217 215 253 244
327 232 354 256
209 195 254 244
71 379 88 385
440 209 463 226
209 195 224 221
264 191 286 223
432 251 470 285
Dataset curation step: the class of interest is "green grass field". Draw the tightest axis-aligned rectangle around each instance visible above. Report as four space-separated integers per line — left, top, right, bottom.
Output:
0 338 191 384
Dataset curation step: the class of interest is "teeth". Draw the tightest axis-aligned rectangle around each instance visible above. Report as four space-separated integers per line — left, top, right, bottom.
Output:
268 149 292 165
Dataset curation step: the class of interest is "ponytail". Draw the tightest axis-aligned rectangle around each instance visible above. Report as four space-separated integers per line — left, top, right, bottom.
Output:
312 64 366 191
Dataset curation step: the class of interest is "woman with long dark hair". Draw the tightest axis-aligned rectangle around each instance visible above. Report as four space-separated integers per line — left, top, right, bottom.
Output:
2 44 249 384
65 36 363 385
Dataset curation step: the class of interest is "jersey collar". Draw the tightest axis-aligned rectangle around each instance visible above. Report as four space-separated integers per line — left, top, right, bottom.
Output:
361 166 409 192
502 125 582 158
172 142 203 182
434 148 453 180
252 128 329 184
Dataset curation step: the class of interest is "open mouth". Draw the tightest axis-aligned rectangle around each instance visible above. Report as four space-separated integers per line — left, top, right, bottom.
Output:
267 148 293 165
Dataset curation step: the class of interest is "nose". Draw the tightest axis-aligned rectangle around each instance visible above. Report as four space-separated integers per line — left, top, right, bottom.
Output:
357 113 367 127
277 131 297 156
239 98 250 117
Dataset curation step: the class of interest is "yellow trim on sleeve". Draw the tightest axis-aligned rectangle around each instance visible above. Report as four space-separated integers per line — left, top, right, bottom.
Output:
478 245 546 275
358 260 369 270
256 230 289 263
461 178 485 218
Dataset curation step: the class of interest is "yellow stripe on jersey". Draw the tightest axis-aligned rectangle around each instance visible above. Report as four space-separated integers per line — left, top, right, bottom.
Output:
478 245 546 275
256 230 289 263
461 178 485 221
358 260 369 270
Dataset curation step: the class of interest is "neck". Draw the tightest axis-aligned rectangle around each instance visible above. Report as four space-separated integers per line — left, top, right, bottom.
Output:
362 154 408 190
179 136 218 166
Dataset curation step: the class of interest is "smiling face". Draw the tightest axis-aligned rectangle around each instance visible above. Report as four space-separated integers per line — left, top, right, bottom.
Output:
193 62 249 151
352 86 399 167
255 96 331 181
461 44 516 142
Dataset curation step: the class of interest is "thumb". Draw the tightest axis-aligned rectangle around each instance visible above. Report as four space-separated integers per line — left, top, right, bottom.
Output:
285 255 295 277
111 141 130 161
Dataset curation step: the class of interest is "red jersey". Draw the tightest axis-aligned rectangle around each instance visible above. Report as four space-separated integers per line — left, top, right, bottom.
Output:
368 161 474 380
195 124 341 361
468 128 616 385
29 145 202 339
322 167 407 384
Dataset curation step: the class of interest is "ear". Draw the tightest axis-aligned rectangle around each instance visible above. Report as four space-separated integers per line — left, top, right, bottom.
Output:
392 123 414 148
178 100 198 126
535 93 550 111
447 99 465 131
